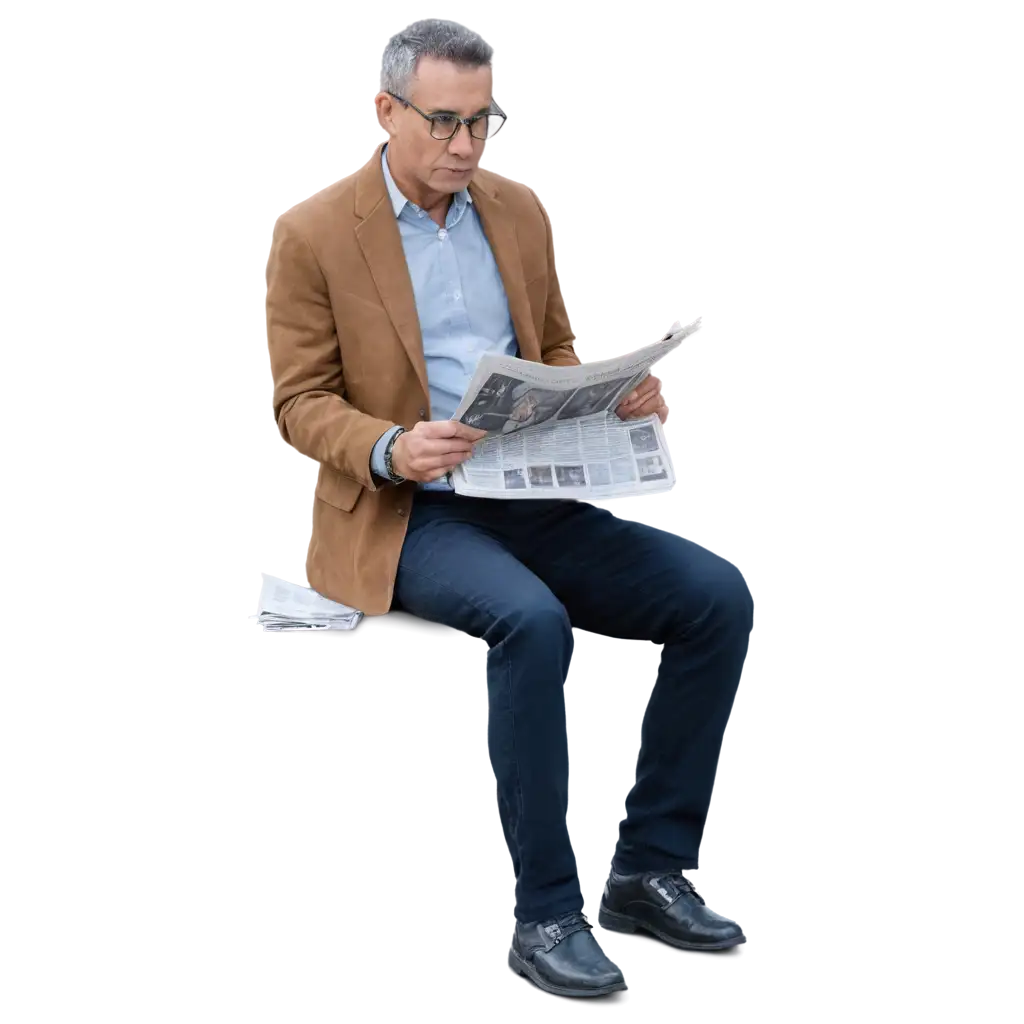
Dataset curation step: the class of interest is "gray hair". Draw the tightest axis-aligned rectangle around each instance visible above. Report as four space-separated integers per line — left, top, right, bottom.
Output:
380 19 493 97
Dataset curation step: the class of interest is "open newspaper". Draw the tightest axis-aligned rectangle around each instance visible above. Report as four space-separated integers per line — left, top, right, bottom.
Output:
450 318 701 499
253 573 363 631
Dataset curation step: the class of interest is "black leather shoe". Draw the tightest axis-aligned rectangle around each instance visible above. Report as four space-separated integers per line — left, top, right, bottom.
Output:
598 868 746 951
508 910 627 997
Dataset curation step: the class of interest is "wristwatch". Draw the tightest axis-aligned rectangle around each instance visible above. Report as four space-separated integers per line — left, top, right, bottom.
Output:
383 427 407 484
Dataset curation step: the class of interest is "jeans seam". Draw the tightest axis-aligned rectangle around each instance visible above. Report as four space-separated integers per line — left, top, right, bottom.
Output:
396 561 526 870
503 642 525 869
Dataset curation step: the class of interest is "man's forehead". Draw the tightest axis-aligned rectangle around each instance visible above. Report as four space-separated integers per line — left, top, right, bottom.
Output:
408 61 492 114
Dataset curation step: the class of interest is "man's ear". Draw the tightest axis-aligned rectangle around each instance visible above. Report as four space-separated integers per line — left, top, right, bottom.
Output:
374 93 398 137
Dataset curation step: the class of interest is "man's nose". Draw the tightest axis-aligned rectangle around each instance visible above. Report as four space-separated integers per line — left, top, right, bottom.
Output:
449 124 475 158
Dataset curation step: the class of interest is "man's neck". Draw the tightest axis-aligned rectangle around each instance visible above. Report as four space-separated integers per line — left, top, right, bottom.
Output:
386 146 453 225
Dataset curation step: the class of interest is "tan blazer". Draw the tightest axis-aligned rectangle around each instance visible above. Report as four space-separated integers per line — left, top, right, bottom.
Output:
265 141 581 615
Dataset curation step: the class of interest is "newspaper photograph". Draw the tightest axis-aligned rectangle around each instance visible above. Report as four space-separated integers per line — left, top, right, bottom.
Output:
450 318 701 500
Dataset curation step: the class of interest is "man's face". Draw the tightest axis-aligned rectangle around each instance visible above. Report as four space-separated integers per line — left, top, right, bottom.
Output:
381 57 493 194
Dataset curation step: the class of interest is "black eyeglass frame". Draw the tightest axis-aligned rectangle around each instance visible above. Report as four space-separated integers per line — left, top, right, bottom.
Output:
385 91 507 141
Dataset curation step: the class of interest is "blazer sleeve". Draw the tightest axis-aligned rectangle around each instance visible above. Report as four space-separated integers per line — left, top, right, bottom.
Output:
528 188 581 368
265 214 396 490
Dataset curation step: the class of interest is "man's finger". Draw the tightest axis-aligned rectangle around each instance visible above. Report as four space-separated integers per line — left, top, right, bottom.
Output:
431 419 488 441
623 393 663 418
415 452 475 473
636 378 663 403
415 418 482 440
618 377 660 412
409 450 473 471
414 441 477 460
415 438 475 457
616 396 668 422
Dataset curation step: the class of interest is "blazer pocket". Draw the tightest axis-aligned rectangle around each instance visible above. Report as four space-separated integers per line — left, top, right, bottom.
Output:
315 464 364 512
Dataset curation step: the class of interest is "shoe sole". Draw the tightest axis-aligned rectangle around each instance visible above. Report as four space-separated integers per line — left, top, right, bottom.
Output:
598 902 747 951
507 947 627 998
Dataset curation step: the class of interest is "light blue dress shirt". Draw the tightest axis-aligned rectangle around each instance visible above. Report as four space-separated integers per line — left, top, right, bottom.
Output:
369 142 519 490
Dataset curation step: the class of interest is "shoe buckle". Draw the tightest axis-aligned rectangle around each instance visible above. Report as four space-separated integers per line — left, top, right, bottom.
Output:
542 921 564 950
648 876 676 905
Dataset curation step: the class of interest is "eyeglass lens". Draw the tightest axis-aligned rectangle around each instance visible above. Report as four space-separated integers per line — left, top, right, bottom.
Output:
429 114 504 140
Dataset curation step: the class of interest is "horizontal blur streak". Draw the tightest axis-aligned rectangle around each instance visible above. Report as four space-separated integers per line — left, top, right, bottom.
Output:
464 12 1024 339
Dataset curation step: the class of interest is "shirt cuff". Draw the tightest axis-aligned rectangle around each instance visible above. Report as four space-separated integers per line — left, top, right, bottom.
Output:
370 425 403 481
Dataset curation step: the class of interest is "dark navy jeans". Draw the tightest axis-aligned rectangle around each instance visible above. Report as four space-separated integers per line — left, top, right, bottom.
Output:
391 491 754 924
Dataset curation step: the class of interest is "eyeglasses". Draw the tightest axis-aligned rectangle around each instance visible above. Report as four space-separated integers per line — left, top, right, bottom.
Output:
386 91 507 141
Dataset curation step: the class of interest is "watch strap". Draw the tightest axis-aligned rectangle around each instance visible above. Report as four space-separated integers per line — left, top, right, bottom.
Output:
383 427 407 483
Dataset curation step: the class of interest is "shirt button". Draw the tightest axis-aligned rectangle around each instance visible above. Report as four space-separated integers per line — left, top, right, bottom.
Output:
454 292 460 300
417 211 424 218
418 408 426 419
438 228 447 239
397 507 407 517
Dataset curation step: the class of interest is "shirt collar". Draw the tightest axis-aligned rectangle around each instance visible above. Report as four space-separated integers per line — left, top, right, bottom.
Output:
381 142 473 218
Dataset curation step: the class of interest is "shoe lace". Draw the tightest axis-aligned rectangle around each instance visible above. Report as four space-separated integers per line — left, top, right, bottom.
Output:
542 910 593 948
650 870 706 907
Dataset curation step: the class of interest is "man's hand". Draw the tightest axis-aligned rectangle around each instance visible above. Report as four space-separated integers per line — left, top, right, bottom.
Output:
615 374 669 424
391 420 488 482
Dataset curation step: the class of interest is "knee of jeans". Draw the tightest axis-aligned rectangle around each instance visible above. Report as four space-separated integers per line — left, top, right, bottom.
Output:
505 598 573 649
679 558 754 636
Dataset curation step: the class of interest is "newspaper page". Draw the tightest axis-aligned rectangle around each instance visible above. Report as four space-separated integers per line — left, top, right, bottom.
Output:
450 318 701 500
253 573 363 631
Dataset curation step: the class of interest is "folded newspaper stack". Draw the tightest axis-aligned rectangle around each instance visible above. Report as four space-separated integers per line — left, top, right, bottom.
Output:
254 573 363 631
450 318 702 500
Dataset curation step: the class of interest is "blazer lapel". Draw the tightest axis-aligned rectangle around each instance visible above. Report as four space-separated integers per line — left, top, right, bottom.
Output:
354 145 430 400
468 182 542 363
